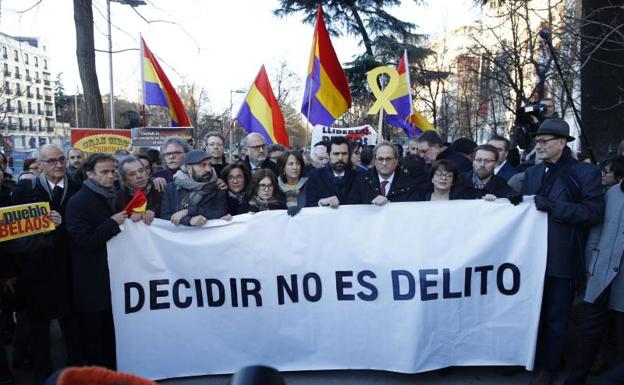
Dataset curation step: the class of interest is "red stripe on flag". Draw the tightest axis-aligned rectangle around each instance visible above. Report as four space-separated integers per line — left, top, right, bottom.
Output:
254 66 289 147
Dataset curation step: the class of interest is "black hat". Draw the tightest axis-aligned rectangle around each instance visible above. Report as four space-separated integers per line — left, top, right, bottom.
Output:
531 118 575 142
183 150 211 165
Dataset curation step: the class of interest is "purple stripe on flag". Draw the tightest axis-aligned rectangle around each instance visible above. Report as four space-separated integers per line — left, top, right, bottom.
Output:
144 81 168 107
387 115 422 138
301 57 339 127
390 94 412 118
236 102 274 144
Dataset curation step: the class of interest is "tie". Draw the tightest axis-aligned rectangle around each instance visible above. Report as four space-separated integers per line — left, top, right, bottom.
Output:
380 180 389 196
51 185 63 210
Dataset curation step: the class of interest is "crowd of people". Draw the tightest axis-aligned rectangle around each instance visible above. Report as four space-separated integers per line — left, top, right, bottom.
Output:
0 117 623 385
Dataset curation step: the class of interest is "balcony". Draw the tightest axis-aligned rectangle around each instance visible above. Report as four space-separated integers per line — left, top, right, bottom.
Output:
6 107 14 112
45 111 54 117
0 123 6 129
4 89 12 95
15 91 22 97
17 107 23 113
2 54 6 59
36 94 42 100
3 71 10 77
35 78 41 84
28 125 36 131
8 123 16 130
25 76 32 82
28 109 35 114
26 92 32 98
14 73 21 79
47 126 54 132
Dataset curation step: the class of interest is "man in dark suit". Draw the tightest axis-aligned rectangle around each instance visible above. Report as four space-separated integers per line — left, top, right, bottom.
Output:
11 144 82 384
241 132 276 174
349 141 423 205
460 144 517 199
520 119 604 385
116 155 163 221
152 136 191 183
66 153 128 369
306 136 356 208
414 131 472 173
488 135 518 182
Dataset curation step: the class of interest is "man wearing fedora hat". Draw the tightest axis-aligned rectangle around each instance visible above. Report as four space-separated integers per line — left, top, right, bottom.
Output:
520 118 604 385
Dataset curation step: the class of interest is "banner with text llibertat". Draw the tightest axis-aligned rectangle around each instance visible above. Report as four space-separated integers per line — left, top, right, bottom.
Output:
107 200 547 380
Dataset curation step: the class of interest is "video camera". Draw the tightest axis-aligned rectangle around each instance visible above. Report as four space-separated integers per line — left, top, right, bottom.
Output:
513 102 548 150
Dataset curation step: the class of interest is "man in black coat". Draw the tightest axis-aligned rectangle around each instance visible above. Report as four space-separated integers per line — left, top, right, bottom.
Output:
240 132 276 174
488 135 518 182
520 119 604 385
349 142 423 204
11 144 82 384
414 131 472 173
151 136 191 183
460 144 518 200
117 155 163 222
306 136 356 208
66 153 128 369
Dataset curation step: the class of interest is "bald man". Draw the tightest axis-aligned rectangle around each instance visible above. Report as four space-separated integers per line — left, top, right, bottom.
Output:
11 144 82 383
241 132 277 174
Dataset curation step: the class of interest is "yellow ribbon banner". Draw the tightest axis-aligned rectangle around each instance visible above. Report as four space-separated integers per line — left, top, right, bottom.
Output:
366 66 399 115
0 202 55 242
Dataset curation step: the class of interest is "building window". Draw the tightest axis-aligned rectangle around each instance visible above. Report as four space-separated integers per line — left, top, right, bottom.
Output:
14 66 19 78
35 72 39 79
35 57 39 67
43 59 46 70
2 47 6 59
3 63 8 73
28 101 32 112
17 100 22 111
38 120 42 129
37 103 41 114
24 53 29 64
28 118 33 128
16 84 21 95
13 49 18 61
25 69 30 79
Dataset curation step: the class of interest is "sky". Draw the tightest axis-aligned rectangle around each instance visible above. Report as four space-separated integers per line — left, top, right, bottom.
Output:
0 0 480 114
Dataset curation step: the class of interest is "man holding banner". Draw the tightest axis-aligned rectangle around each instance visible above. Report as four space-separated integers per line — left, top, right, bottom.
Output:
10 144 82 384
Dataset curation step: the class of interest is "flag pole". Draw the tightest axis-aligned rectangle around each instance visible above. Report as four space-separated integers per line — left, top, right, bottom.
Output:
139 35 146 127
378 74 385 144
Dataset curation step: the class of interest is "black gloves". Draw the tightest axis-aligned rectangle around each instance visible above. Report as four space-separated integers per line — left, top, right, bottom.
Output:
534 195 555 212
508 194 523 206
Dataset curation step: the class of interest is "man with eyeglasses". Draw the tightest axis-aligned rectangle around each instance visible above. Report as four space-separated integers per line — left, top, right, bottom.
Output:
519 118 604 385
11 144 83 383
66 147 84 178
203 131 228 176
306 136 356 208
152 136 191 183
160 150 227 227
241 132 276 174
349 142 422 205
116 156 163 223
414 131 472 173
460 144 517 200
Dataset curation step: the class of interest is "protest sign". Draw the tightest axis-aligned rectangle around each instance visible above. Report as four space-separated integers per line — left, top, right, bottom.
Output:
311 124 377 147
0 202 54 242
108 200 547 380
131 127 192 147
71 129 132 155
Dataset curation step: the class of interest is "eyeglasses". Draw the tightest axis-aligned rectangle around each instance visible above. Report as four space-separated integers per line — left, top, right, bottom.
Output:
434 171 453 179
164 151 184 157
375 156 396 164
474 158 496 164
228 175 244 181
258 183 273 190
534 137 560 146
248 144 267 151
41 157 66 165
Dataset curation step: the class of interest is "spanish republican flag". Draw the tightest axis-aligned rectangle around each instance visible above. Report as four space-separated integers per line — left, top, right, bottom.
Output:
124 189 148 215
141 38 191 127
236 65 289 147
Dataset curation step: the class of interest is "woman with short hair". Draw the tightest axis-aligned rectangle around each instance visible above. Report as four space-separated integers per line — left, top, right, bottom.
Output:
424 159 483 201
220 163 251 216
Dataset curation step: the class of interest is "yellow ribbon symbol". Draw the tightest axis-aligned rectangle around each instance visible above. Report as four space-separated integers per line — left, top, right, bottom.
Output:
367 66 399 115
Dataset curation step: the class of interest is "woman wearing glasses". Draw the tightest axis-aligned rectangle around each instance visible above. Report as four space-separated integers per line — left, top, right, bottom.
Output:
220 163 251 216
276 150 308 216
424 159 480 201
239 169 285 213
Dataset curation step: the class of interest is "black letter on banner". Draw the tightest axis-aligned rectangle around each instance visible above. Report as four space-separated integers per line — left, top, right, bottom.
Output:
392 270 415 300
173 279 192 308
205 279 225 307
303 273 322 302
336 271 355 301
229 278 238 307
194 279 204 307
277 274 298 305
241 279 262 307
464 267 472 297
357 270 378 301
124 282 145 314
419 269 439 301
474 265 494 295
497 263 520 295
150 279 170 310
442 268 462 299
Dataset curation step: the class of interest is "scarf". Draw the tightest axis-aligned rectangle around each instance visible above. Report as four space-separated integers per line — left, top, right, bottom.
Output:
278 177 307 210
174 169 218 211
228 190 244 203
39 173 69 206
84 178 118 211
248 195 282 212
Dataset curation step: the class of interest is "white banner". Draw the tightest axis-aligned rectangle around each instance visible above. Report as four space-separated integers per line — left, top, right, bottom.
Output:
107 200 547 380
311 124 377 147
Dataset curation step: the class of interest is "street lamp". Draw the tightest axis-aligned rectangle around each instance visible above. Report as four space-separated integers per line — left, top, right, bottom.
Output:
229 89 246 159
106 0 146 129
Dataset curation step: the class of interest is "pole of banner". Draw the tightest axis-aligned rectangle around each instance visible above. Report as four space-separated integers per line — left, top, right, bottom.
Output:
107 0 115 129
74 85 79 128
139 35 146 127
304 74 313 149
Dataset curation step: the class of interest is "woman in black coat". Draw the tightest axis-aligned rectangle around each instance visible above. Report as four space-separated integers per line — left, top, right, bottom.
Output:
238 169 285 213
220 163 251 216
424 159 485 201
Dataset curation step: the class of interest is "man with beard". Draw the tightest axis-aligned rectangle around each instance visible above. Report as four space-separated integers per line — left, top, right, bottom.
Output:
11 144 82 383
152 137 191 182
160 150 227 226
66 153 128 369
306 136 356 208
117 156 163 222
66 147 84 178
203 131 228 176
241 133 276 174
349 142 422 205
460 144 517 199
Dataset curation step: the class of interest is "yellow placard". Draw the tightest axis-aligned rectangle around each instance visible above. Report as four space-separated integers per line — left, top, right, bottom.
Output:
74 134 132 156
366 66 399 115
0 202 55 242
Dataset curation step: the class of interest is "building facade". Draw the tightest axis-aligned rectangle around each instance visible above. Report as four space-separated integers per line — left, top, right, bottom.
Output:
0 32 57 155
